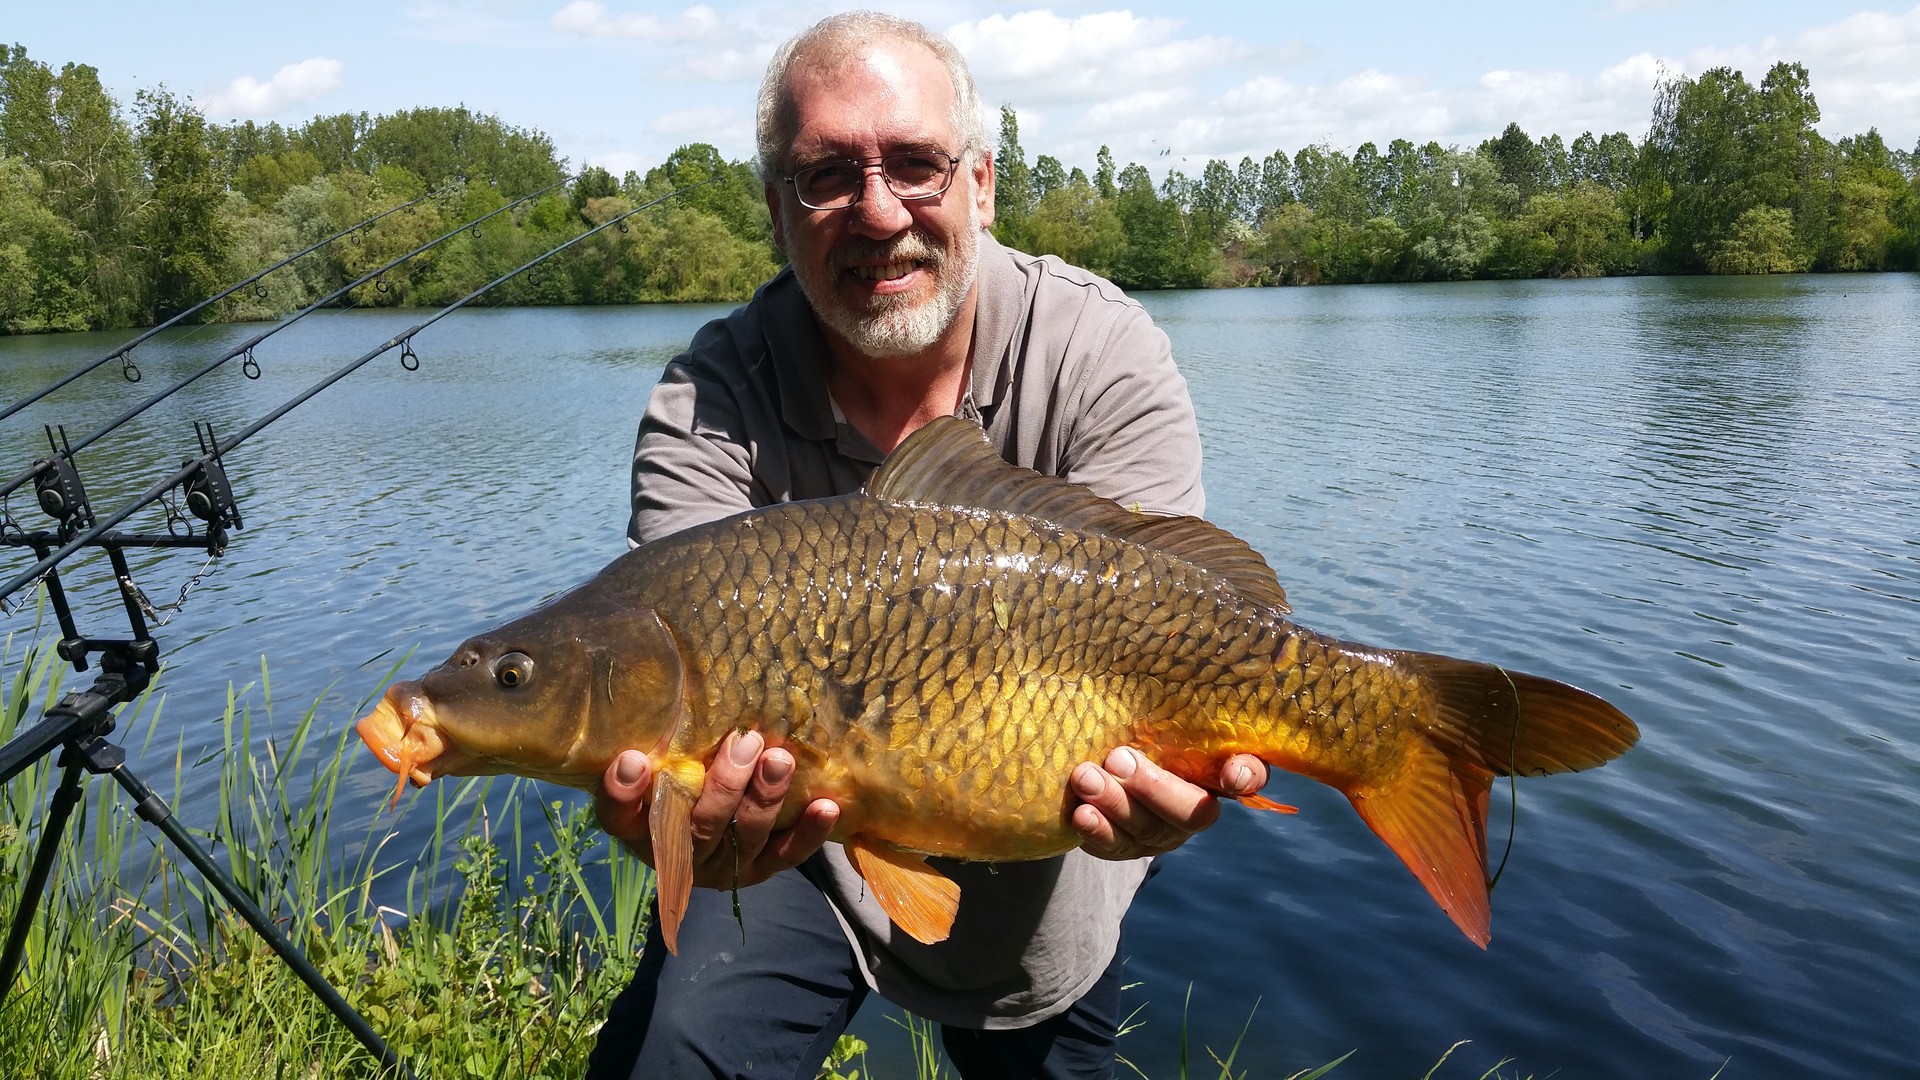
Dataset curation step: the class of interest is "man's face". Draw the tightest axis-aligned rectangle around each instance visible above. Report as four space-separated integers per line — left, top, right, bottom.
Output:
766 42 996 359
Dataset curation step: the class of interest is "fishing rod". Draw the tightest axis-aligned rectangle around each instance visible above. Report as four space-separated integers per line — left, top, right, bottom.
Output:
0 174 580 512
0 177 710 1078
0 177 711 614
0 190 437 425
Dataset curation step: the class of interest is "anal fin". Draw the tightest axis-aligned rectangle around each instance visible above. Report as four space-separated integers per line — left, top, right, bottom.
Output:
846 837 959 945
1347 742 1494 948
1236 793 1298 814
649 761 703 955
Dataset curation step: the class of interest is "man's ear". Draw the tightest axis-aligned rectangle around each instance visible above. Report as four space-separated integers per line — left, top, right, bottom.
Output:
764 181 788 255
973 150 996 230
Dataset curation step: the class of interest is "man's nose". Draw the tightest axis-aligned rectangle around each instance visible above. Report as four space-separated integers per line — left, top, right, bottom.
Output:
848 168 912 237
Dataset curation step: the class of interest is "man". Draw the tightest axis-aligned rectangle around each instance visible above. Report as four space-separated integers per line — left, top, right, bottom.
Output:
584 12 1268 1079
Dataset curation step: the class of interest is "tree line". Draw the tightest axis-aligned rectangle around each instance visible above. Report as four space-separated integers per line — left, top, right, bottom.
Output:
2 44 1916 335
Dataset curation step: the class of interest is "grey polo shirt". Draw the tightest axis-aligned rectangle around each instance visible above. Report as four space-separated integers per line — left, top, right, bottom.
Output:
627 230 1204 1028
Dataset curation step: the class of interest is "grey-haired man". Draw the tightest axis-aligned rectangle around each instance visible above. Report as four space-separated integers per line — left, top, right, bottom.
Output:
585 13 1267 1079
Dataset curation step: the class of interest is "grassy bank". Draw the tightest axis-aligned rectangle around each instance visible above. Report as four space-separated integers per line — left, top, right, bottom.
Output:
0 630 652 1078
1 630 1500 1079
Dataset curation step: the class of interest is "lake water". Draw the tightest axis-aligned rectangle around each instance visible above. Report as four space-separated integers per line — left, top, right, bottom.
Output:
1 273 1915 1078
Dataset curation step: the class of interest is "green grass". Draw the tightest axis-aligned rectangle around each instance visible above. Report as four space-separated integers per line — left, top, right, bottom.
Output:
0 627 1487 1078
0 629 650 1079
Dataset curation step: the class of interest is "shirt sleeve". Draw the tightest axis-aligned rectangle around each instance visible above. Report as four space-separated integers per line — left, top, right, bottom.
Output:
627 357 757 547
1057 299 1206 519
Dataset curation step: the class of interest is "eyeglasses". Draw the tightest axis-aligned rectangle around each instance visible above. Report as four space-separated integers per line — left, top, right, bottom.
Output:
781 150 965 210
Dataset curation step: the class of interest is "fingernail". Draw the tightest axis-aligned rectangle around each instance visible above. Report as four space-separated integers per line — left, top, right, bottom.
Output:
760 750 792 784
1107 747 1139 779
1229 763 1253 792
729 730 763 766
1072 762 1105 797
613 751 645 786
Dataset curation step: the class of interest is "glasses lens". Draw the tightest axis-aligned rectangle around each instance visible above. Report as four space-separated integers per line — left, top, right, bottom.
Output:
793 161 862 209
882 152 954 198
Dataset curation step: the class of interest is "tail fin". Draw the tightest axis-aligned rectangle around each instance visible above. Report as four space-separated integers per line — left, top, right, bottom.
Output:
1345 653 1638 947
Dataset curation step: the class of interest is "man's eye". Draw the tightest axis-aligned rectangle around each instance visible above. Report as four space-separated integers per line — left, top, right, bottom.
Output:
802 163 856 187
889 156 941 182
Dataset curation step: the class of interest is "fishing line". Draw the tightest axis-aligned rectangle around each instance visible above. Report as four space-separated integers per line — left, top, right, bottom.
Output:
0 190 437 424
1486 664 1522 892
0 180 714 604
0 175 581 511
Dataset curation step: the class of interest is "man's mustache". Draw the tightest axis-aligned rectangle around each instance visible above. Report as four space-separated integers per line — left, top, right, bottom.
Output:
831 232 945 271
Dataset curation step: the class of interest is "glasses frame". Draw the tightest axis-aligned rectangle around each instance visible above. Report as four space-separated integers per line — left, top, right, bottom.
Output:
781 149 967 211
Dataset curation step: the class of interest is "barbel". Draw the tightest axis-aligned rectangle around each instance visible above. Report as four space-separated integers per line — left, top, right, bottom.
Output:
0 191 435 424
0 180 713 602
0 175 581 509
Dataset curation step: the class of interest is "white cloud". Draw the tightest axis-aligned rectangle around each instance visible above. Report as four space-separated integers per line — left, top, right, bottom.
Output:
950 10 1243 107
203 58 344 118
549 1 730 43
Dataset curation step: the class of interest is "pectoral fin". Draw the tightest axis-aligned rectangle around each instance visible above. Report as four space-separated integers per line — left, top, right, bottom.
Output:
1236 794 1298 814
846 838 960 945
649 761 703 955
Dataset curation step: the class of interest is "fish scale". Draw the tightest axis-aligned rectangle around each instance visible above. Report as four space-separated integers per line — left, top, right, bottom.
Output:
356 416 1638 953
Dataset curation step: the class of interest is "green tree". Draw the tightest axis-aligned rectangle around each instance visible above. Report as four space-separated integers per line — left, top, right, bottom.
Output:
1292 144 1365 280
994 106 1034 250
0 47 144 326
1643 64 1823 271
1482 121 1546 210
136 87 231 321
360 106 562 197
291 112 369 175
1031 154 1066 202
1191 158 1238 247
0 154 90 331
1094 145 1116 201
1513 182 1631 277
1708 205 1796 272
1110 162 1187 288
1021 173 1125 280
1251 148 1297 220
633 144 768 248
1251 203 1322 284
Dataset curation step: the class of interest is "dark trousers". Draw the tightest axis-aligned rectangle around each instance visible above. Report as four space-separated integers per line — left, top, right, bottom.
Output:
584 860 1125 1080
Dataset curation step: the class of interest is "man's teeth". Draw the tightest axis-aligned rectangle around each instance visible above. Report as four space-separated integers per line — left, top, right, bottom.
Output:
852 262 917 281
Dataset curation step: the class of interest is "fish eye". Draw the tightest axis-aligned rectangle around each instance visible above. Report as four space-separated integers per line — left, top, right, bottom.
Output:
493 652 534 689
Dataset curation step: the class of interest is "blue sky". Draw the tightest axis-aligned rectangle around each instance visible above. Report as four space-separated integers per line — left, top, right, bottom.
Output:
11 2 1919 178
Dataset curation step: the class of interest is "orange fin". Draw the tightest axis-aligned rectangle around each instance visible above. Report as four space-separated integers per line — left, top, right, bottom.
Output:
1236 794 1297 814
846 838 959 945
1397 652 1639 776
387 743 415 811
1348 741 1494 948
648 763 701 955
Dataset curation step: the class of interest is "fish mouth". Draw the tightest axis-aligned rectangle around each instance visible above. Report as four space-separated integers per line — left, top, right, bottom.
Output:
356 683 463 805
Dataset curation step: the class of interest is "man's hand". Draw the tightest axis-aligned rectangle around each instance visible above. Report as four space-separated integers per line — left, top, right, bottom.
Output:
1069 748 1268 860
594 730 840 890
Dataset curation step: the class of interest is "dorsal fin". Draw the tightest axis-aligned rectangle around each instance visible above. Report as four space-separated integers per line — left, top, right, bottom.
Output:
866 416 1289 613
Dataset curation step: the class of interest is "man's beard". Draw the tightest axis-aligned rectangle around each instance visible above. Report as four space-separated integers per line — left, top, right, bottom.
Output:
791 201 980 359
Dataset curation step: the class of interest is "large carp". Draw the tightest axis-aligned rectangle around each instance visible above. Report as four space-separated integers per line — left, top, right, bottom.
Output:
357 417 1637 951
